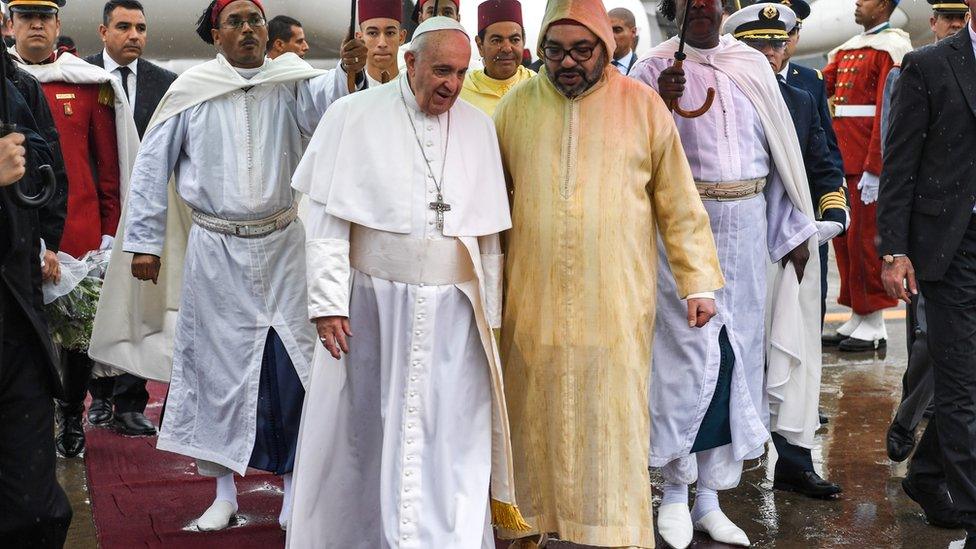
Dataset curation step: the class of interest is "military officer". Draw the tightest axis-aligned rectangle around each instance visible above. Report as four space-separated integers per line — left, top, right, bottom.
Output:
776 0 847 324
821 0 912 352
727 0 847 501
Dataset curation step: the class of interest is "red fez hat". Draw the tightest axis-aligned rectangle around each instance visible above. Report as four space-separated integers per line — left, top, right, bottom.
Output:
359 0 401 24
210 0 265 27
477 0 523 34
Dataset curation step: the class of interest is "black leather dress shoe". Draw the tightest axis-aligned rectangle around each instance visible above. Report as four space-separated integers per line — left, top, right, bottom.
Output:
112 412 157 436
902 477 964 529
56 405 86 458
838 337 887 352
887 421 916 462
87 398 114 425
774 470 843 499
822 332 848 347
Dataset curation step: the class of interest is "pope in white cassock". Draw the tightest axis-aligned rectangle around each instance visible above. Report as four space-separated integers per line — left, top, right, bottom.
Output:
287 17 527 548
88 0 368 533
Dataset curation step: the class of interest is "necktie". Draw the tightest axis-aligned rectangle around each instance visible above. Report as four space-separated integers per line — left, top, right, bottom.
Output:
118 66 132 103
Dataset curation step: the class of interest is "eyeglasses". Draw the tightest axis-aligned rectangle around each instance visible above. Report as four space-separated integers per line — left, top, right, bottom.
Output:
221 15 266 30
742 39 787 51
542 43 598 63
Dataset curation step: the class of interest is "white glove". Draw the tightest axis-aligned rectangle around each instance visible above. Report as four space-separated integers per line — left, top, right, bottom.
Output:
857 172 880 205
99 234 115 251
815 220 844 245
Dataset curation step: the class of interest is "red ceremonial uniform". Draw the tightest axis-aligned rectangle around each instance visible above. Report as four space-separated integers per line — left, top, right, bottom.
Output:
40 78 120 258
823 45 898 315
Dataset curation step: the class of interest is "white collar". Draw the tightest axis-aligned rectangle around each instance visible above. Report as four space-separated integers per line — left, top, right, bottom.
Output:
102 48 138 75
778 62 790 79
864 22 890 35
613 51 635 65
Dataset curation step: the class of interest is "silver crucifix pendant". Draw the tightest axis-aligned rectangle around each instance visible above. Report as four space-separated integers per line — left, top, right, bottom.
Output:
429 193 452 231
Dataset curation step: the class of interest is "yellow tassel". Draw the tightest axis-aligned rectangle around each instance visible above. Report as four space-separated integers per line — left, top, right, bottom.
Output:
491 499 532 532
98 83 115 107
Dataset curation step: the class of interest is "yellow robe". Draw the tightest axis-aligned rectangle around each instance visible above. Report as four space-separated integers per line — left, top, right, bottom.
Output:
494 62 724 549
460 65 535 117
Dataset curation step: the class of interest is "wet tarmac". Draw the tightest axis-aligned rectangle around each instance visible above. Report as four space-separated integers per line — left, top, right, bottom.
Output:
57 260 969 548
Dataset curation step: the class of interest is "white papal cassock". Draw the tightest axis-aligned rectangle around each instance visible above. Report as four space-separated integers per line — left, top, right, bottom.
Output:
287 75 521 548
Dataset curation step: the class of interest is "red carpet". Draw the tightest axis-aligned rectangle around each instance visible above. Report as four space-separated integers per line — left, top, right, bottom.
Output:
84 382 287 548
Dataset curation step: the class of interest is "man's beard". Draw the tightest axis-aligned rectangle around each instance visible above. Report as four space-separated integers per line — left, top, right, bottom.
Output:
549 50 608 98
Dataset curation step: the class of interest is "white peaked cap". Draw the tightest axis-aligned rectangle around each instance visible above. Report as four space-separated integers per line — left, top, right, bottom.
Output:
412 15 470 40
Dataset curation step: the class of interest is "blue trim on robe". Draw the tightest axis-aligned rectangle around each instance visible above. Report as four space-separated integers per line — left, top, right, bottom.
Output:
691 326 735 453
249 328 305 475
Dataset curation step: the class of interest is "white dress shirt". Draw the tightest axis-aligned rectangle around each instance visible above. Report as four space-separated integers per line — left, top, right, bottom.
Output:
102 49 136 106
612 51 637 75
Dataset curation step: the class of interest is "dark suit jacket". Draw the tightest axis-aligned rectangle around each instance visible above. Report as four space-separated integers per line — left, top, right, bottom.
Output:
0 79 60 395
784 62 844 178
779 79 848 227
878 28 976 281
4 53 67 253
84 53 177 138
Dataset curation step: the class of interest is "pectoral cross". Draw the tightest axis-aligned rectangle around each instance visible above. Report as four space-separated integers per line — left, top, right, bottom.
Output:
429 193 451 231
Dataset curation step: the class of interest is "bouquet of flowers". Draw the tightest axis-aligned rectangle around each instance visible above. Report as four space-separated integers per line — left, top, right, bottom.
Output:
43 250 111 352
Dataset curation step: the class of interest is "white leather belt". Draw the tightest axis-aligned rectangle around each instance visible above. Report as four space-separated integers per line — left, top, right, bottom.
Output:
696 178 767 201
834 105 877 117
349 225 475 286
191 205 298 238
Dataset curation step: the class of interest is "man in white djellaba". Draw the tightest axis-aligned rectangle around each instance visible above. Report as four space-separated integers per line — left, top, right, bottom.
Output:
88 0 368 533
286 16 528 549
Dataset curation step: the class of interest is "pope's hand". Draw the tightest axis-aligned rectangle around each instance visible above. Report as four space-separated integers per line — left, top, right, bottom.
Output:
340 38 368 75
657 65 686 105
882 255 918 304
0 132 26 186
41 249 60 284
687 298 716 328
131 253 160 284
315 316 353 360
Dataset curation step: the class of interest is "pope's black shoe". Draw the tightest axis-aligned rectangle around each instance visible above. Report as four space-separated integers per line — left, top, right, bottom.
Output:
55 404 86 458
822 332 848 347
887 420 916 462
774 470 843 499
112 412 157 436
902 477 964 529
87 397 114 425
838 337 887 352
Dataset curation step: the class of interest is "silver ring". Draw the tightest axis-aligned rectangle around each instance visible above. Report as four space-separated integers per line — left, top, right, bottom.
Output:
319 337 328 342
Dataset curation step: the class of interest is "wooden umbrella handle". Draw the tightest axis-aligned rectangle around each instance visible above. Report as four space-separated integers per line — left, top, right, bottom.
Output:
667 58 715 119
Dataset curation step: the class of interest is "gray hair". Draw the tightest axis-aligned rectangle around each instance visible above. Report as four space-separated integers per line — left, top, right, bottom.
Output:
408 28 468 60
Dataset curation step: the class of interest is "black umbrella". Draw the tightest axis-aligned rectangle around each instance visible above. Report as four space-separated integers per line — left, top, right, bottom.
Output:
0 40 56 209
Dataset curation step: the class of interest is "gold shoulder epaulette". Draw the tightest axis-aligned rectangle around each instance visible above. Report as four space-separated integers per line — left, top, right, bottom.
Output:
97 83 115 107
815 69 823 80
